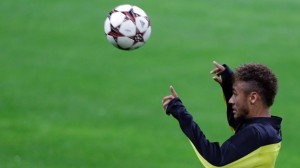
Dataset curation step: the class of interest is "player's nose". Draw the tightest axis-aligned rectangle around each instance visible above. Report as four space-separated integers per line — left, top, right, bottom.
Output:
229 95 235 104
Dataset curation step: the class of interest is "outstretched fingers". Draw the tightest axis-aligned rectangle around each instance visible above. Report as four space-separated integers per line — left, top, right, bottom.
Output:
210 61 225 75
210 61 225 84
170 85 178 98
162 86 179 110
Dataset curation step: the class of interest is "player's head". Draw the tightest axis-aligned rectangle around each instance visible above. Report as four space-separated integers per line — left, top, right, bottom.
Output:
234 63 278 106
229 63 278 119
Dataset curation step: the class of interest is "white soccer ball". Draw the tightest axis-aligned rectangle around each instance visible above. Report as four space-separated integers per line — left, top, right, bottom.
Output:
104 4 151 50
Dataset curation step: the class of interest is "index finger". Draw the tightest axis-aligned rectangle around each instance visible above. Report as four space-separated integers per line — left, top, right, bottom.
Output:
212 61 225 71
170 85 178 97
213 61 225 71
210 61 226 75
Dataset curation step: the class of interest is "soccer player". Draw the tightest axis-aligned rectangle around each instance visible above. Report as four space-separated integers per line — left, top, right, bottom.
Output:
162 61 282 167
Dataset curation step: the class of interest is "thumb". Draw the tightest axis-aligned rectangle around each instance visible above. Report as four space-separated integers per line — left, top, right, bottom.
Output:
170 85 178 97
213 76 222 84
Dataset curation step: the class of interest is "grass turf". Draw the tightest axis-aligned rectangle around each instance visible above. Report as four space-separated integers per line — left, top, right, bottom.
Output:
1 0 300 167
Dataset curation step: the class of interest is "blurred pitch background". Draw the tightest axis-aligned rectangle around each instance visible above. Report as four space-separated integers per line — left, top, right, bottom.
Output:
1 0 299 167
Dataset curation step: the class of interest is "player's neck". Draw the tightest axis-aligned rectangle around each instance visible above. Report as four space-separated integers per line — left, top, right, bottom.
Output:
249 105 271 118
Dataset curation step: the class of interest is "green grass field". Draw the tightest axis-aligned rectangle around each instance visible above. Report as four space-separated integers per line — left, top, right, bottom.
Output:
1 0 300 167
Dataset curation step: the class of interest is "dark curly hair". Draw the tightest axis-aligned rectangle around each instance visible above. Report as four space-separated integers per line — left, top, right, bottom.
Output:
233 63 278 107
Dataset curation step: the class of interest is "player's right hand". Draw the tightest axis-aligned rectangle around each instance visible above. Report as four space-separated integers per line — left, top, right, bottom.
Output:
162 86 178 111
210 60 225 84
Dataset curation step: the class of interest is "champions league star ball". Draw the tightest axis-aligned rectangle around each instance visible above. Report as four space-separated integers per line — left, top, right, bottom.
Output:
104 4 151 50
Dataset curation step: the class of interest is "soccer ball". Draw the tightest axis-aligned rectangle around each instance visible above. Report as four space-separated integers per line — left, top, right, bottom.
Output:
104 4 151 50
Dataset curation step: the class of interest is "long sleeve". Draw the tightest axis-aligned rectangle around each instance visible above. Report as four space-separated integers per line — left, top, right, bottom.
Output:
219 65 237 130
166 98 222 164
165 64 282 167
166 98 282 167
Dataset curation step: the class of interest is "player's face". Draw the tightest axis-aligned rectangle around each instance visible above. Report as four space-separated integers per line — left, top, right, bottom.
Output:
229 81 250 120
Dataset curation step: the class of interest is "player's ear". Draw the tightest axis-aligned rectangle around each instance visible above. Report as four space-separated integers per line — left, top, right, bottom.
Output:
249 92 259 104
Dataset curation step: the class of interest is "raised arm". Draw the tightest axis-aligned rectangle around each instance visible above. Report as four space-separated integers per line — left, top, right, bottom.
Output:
165 95 266 167
210 61 236 130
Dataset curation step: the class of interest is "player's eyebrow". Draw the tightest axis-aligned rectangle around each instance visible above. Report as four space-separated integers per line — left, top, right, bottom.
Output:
232 87 237 94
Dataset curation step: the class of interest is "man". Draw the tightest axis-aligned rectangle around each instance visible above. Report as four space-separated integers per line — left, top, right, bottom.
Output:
162 61 282 167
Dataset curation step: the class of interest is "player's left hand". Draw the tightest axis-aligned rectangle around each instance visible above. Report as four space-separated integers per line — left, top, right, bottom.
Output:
210 60 225 84
162 86 178 111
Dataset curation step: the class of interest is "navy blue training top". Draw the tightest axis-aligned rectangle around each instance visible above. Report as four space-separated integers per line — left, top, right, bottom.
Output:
166 65 282 166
